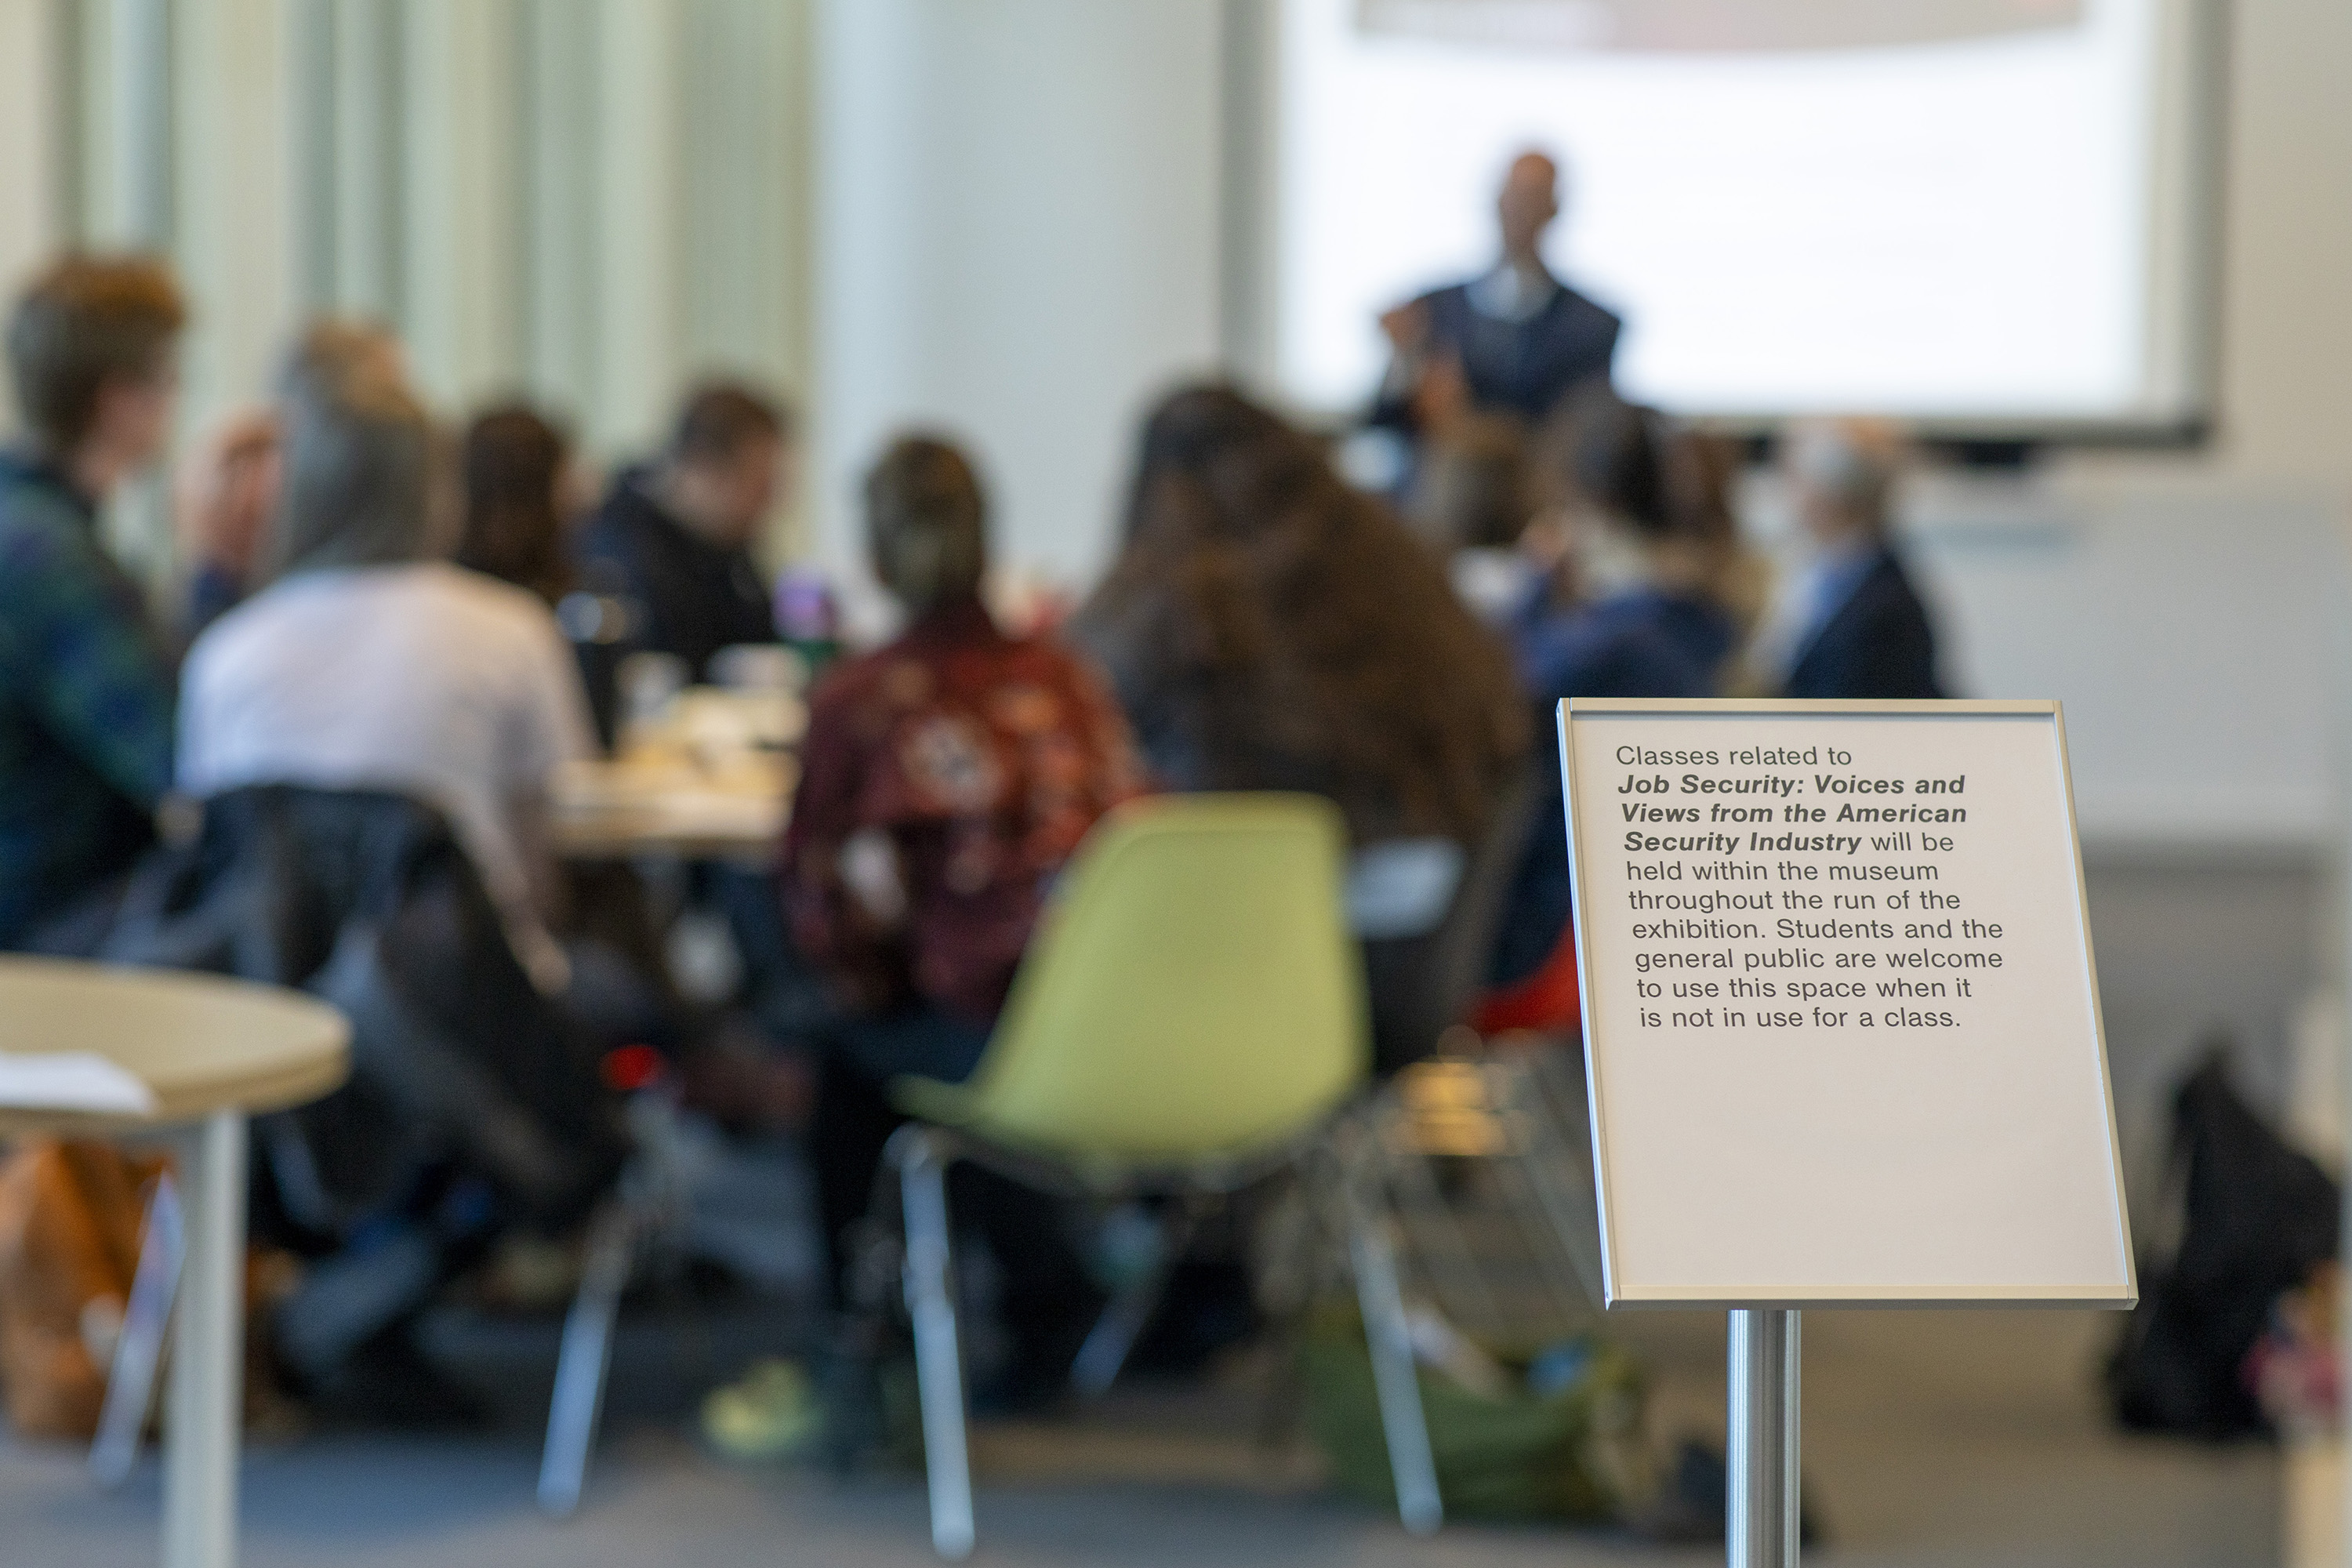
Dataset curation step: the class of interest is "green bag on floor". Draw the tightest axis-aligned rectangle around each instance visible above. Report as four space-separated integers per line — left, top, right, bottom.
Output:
1300 1310 1646 1523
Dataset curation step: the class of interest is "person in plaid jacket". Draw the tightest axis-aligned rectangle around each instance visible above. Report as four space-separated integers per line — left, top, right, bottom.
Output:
0 258 184 947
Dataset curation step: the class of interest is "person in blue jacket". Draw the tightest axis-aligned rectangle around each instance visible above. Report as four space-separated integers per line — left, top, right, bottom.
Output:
1494 391 1738 985
1770 419 1944 701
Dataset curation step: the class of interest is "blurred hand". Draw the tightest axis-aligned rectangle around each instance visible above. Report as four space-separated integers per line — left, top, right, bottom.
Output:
1378 298 1432 353
1410 354 1472 435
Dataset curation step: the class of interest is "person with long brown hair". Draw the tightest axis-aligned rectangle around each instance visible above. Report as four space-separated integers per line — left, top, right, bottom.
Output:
1070 386 1530 1070
457 404 579 607
1073 383 1526 851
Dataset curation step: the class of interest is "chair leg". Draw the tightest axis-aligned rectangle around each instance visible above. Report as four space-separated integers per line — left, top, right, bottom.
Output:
1340 1174 1443 1535
890 1127 975 1561
538 1203 640 1519
1069 1200 1203 1399
91 1173 185 1490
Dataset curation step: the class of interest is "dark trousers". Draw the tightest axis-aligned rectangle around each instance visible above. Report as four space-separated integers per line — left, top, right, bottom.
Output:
808 1009 1100 1396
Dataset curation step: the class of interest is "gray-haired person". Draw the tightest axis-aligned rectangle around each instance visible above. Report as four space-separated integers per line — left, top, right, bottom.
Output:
176 319 595 987
1769 418 1944 700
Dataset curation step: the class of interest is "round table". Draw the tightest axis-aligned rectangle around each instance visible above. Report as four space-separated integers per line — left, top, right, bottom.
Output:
0 956 350 1568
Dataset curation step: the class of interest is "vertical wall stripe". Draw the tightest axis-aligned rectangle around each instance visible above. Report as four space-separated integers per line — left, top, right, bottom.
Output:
36 0 815 562
589 0 681 452
401 0 521 408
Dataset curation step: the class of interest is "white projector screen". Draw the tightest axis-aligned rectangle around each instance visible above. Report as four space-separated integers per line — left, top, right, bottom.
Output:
1264 0 2218 437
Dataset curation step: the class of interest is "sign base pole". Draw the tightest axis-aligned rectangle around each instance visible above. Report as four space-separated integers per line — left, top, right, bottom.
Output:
1727 1308 1800 1568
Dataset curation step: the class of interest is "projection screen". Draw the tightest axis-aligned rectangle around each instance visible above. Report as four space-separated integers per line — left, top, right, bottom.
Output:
1258 0 2220 438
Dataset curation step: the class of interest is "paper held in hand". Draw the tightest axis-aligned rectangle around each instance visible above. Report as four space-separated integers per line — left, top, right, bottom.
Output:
1559 698 2134 1310
0 1051 159 1116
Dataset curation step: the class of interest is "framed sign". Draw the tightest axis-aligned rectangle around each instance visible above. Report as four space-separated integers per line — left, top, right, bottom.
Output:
1561 699 2135 1308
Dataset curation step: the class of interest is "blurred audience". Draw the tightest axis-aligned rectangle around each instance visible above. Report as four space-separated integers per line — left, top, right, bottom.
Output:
281 317 409 405
1520 389 1748 692
1408 412 1539 626
575 382 788 686
1074 385 1525 851
1763 417 1944 699
456 397 800 1123
1374 151 1620 440
167 324 412 644
172 408 278 644
1491 390 1738 989
784 434 1139 1403
0 256 184 949
1070 385 1527 1068
1679 426 1773 647
176 322 595 989
1410 411 1531 558
458 404 583 607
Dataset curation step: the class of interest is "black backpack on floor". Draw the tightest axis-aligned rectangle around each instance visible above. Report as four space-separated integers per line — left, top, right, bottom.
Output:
2106 1050 2339 1439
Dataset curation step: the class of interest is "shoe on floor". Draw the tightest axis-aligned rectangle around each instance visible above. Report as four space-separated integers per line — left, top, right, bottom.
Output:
703 1357 824 1462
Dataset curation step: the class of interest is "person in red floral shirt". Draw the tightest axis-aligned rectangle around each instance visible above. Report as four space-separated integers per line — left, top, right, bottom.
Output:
782 434 1140 1403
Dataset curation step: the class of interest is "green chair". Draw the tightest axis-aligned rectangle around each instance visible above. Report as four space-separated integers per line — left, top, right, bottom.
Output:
883 793 1442 1559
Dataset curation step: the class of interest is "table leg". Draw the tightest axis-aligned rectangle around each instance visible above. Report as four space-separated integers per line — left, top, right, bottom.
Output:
164 1111 247 1568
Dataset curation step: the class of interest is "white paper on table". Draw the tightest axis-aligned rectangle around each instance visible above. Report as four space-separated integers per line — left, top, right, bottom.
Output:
0 1052 159 1115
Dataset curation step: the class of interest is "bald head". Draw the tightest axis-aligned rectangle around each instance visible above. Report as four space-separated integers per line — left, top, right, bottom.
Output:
1498 151 1561 263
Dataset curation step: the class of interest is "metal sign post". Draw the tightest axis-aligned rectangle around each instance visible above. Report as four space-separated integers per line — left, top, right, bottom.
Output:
1727 1308 1800 1568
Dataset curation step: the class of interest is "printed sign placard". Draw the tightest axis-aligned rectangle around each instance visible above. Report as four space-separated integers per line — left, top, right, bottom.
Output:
1561 699 2135 1308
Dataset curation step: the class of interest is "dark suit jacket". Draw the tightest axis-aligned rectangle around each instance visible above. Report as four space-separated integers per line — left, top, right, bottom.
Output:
1784 548 1944 701
1379 278 1622 430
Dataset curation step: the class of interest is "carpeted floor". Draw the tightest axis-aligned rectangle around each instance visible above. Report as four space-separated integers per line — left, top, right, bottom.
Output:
0 1302 2278 1567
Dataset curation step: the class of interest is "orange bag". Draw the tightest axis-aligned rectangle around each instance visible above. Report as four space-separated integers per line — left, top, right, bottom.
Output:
0 1140 166 1439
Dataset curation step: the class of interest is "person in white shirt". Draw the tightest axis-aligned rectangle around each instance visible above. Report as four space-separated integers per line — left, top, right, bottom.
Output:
177 325 594 985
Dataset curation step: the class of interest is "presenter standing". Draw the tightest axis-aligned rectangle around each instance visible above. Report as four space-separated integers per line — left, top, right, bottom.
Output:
1373 150 1622 439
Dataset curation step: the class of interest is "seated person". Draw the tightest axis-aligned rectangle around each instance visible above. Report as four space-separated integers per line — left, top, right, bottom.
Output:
1516 389 1745 692
783 434 1140 1402
1069 385 1529 1069
1494 391 1737 989
1766 418 1944 700
573 382 786 690
457 403 584 608
1073 384 1525 851
0 256 184 949
1408 411 1538 625
172 328 418 648
177 323 596 991
457 400 801 1120
172 408 278 646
